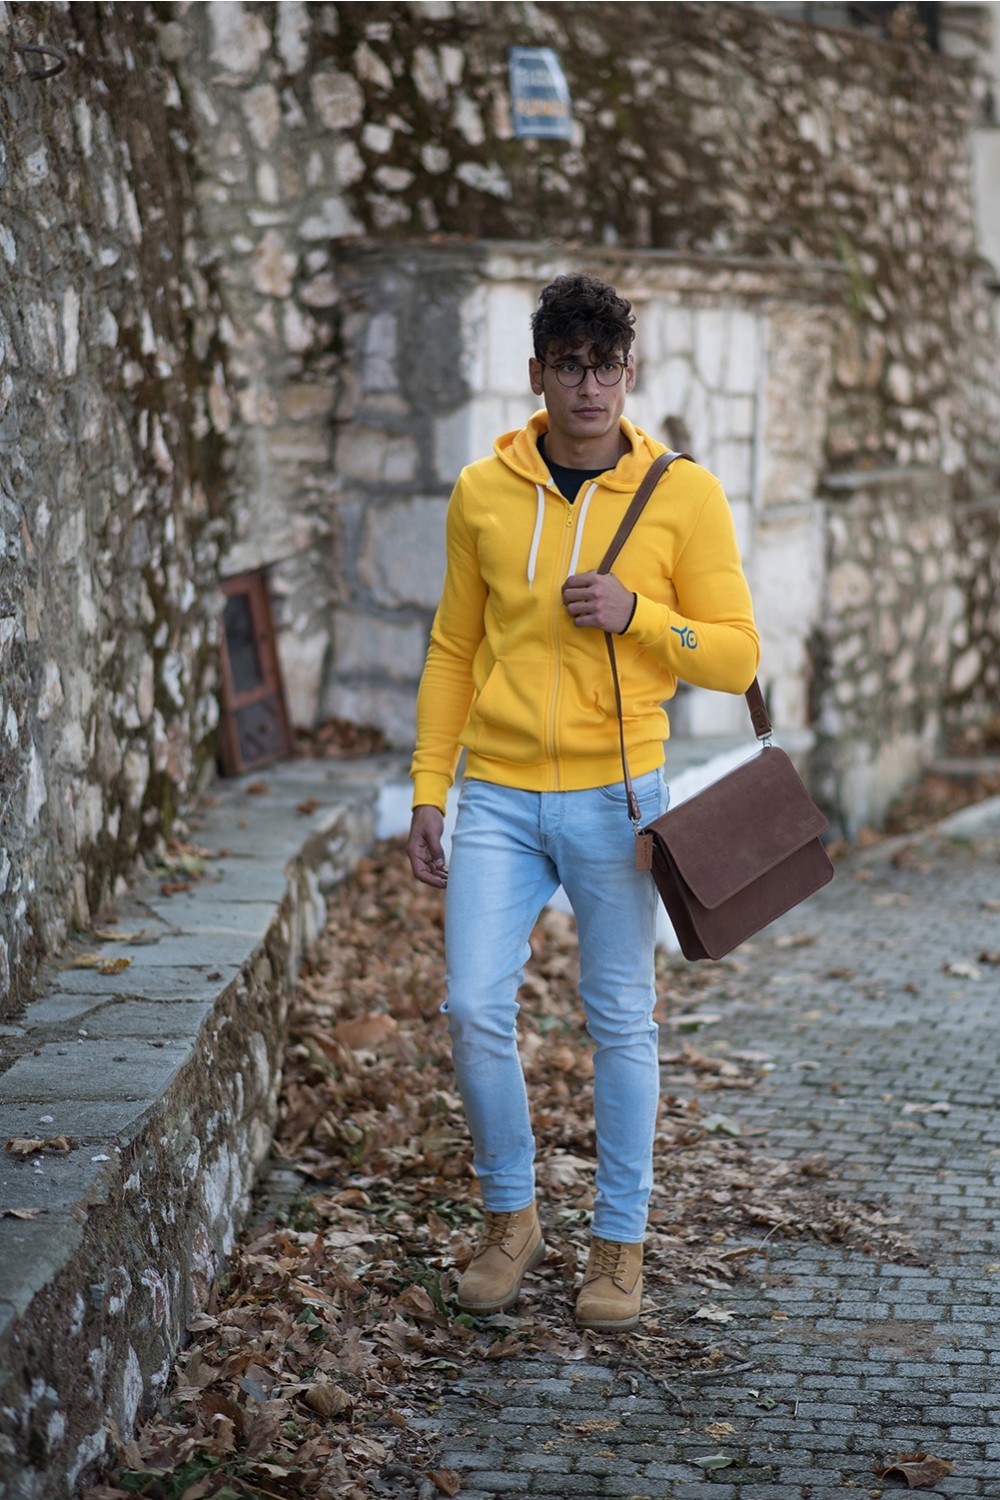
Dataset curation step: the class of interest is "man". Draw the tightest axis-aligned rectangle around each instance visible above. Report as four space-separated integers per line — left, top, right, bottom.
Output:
407 272 759 1330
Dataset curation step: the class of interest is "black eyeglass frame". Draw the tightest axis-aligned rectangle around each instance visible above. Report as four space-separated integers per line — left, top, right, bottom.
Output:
539 358 629 389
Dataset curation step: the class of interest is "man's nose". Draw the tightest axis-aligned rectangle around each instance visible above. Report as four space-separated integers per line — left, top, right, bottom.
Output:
578 367 601 393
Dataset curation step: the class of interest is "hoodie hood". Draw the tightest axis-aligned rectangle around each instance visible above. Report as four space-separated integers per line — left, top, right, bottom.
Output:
494 409 668 492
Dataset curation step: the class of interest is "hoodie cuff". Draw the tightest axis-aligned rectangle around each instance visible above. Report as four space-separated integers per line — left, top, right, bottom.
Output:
622 591 669 644
617 593 638 635
411 772 452 815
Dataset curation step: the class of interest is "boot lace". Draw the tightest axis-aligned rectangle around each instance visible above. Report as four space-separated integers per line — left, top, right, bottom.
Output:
590 1238 628 1277
478 1211 519 1250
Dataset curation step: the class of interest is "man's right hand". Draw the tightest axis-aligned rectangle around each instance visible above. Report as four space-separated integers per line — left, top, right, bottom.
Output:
407 805 448 888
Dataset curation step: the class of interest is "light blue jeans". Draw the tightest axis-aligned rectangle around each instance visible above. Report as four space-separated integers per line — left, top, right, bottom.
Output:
443 770 669 1243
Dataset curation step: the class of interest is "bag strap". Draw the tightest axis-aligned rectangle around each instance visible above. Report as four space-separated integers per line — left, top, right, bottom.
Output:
599 451 771 827
599 451 685 827
596 450 682 576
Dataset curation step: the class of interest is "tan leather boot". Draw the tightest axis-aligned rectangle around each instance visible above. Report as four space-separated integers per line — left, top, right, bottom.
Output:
575 1237 643 1330
456 1205 545 1314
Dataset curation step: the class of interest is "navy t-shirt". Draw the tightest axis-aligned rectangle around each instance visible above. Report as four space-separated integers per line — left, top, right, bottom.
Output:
538 434 606 503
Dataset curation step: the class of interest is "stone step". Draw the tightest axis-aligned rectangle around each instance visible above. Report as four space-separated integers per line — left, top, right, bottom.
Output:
0 755 407 1500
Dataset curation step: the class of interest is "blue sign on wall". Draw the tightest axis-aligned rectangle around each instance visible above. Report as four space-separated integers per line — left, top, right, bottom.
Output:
508 47 573 141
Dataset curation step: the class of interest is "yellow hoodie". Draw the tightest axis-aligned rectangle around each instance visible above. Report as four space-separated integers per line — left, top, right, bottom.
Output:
410 411 759 812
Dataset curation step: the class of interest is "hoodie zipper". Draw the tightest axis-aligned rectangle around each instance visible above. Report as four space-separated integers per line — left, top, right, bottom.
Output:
546 499 572 785
545 481 599 784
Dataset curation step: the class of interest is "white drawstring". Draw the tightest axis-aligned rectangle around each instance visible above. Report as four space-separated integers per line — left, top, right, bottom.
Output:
527 484 546 587
566 482 598 578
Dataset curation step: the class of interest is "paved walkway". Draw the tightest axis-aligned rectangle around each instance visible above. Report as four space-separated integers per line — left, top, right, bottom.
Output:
404 800 1000 1499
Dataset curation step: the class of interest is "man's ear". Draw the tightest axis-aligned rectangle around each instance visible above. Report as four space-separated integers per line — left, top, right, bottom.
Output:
625 354 637 393
529 357 545 397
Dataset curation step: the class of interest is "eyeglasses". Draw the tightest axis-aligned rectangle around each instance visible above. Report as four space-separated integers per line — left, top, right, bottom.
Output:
540 358 627 388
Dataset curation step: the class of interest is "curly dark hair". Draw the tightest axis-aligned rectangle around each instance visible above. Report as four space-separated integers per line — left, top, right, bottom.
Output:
530 273 636 363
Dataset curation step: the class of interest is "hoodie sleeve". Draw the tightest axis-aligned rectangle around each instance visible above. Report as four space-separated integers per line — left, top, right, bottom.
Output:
409 475 487 811
624 478 759 693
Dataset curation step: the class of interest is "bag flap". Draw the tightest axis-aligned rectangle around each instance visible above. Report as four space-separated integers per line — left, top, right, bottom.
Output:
647 747 829 911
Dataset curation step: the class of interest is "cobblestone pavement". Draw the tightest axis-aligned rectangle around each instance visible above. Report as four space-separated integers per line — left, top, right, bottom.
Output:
404 803 1000 1500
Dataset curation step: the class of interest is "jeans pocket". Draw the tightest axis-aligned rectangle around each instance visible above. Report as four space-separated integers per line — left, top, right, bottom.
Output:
599 769 664 807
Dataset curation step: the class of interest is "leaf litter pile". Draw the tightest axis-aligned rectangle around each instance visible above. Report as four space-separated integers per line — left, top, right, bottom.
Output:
88 836 916 1500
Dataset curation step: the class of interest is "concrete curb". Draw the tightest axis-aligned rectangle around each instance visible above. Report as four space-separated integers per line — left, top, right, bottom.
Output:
0 755 407 1500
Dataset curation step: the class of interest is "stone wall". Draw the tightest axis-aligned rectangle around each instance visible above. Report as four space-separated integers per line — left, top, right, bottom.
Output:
0 4 236 1021
816 468 965 828
167 0 1000 835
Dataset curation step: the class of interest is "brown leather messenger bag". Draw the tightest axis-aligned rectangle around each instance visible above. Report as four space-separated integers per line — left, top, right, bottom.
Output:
600 451 834 962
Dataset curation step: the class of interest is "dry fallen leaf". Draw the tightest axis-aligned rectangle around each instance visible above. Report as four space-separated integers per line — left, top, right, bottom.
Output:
64 953 131 974
297 797 321 816
98 957 132 975
693 1305 735 1324
5 1139 46 1156
304 1381 353 1418
428 1469 462 1497
3 1207 43 1219
331 1013 398 1050
5 1136 74 1156
876 1452 954 1488
704 1421 735 1440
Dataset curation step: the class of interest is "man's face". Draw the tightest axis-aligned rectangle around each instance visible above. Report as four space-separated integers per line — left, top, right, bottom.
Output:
528 341 636 450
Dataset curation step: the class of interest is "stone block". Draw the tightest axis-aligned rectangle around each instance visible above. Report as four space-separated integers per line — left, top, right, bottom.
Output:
467 397 513 462
277 627 330 727
501 394 538 439
836 732 926 835
753 509 824 731
486 285 536 395
250 231 295 299
322 681 417 749
332 611 429 682
725 308 761 395
299 195 363 242
693 305 729 390
434 406 474 482
457 283 490 391
310 69 364 131
282 383 336 422
242 83 281 151
337 426 419 484
829 559 874 613
362 312 399 393
662 303 694 357
357 496 448 610
758 307 832 505
711 434 753 503
659 352 692 414
209 1 270 79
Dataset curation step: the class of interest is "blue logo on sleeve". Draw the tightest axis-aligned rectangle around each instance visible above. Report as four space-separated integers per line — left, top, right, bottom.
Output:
671 625 699 649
